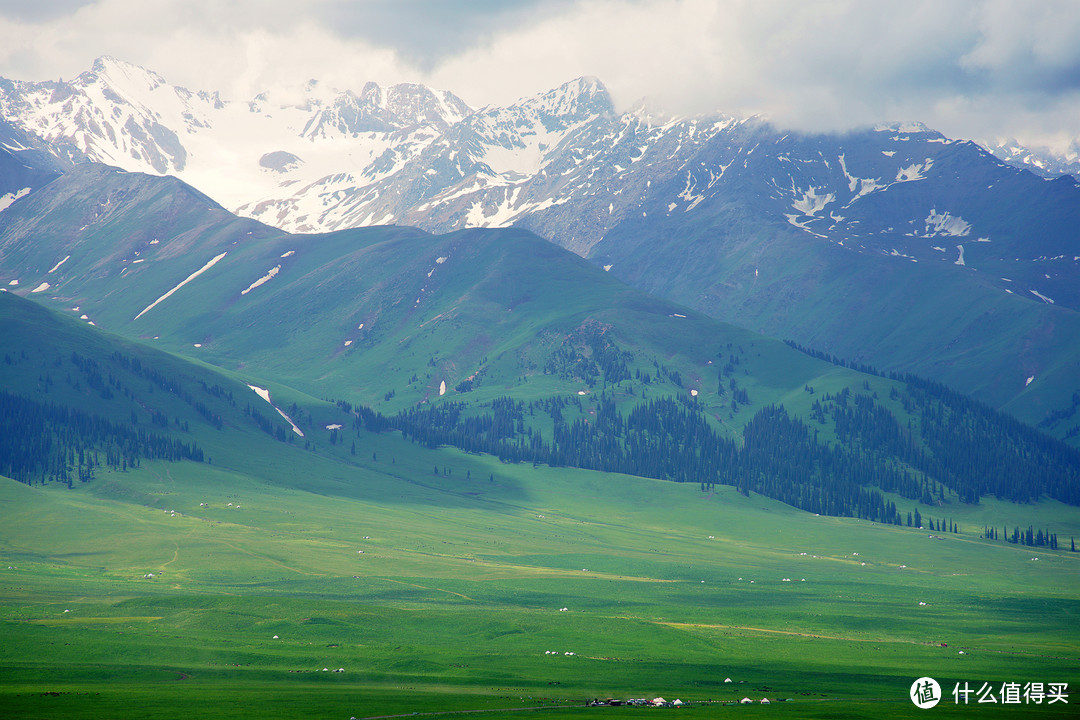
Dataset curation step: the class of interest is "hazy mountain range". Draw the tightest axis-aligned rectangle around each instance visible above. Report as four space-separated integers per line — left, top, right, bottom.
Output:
1 56 1078 445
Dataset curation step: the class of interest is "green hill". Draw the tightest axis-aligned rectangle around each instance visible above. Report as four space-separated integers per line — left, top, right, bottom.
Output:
1 259 1079 719
588 190 1080 445
2 165 1078 519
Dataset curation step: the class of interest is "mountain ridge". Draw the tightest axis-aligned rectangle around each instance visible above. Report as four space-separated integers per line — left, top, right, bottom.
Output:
1 59 1078 443
2 182 1078 518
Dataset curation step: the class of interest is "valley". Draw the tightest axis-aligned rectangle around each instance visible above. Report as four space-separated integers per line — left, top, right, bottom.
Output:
2 445 1078 719
1 53 1079 720
1 249 1078 717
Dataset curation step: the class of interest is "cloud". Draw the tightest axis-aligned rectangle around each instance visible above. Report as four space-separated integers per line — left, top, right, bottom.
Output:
314 0 580 71
0 0 414 98
427 0 1080 150
1 0 1078 151
0 0 93 23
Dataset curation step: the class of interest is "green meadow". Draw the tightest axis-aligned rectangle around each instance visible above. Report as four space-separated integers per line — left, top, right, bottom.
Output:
2 429 1078 719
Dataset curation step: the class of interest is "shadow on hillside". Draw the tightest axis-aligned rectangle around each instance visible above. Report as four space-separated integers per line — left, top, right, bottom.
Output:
253 454 536 513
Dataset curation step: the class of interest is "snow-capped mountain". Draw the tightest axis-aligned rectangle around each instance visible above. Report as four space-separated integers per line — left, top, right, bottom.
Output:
3 57 1078 312
0 58 741 244
983 138 1080 179
0 56 470 215
3 58 1079 442
4 58 1077 275
3 58 1075 271
0 117 65 212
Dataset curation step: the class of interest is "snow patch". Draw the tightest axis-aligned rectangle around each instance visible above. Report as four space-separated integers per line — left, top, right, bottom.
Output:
791 185 834 217
280 250 295 258
439 380 447 396
1025 376 1035 387
134 252 227 320
954 245 966 266
678 171 705 211
31 282 50 293
465 201 486 227
247 384 305 437
881 150 896 157
1030 289 1055 304
7 279 17 286
249 385 272 404
0 187 30 212
895 160 932 182
784 214 827 237
833 155 857 191
48 256 71 274
241 265 281 295
924 209 971 237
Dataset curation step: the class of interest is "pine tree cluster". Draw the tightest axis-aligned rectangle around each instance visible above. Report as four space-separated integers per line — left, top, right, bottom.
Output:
0 391 203 486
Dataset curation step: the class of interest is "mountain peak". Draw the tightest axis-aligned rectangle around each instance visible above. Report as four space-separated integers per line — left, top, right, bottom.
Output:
299 80 472 138
508 76 613 124
86 56 167 88
872 120 935 135
981 137 1080 178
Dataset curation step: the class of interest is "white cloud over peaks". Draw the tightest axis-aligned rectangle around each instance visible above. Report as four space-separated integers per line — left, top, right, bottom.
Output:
427 0 1080 150
0 0 413 99
1 0 1079 150
960 0 1080 81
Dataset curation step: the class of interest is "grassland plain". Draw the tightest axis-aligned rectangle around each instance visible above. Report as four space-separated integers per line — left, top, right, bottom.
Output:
1 430 1078 720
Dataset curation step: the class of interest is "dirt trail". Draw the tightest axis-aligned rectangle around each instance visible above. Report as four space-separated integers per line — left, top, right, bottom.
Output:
380 577 477 601
217 540 324 576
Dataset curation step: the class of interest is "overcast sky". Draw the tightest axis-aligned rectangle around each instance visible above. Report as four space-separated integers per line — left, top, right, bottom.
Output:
2 0 1079 151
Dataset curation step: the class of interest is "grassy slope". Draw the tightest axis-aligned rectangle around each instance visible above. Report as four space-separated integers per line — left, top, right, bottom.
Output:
1 424 1078 719
0 290 291 472
6 164 1079 448
590 204 1080 444
2 212 1079 718
22 219 879 438
3 294 1077 718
